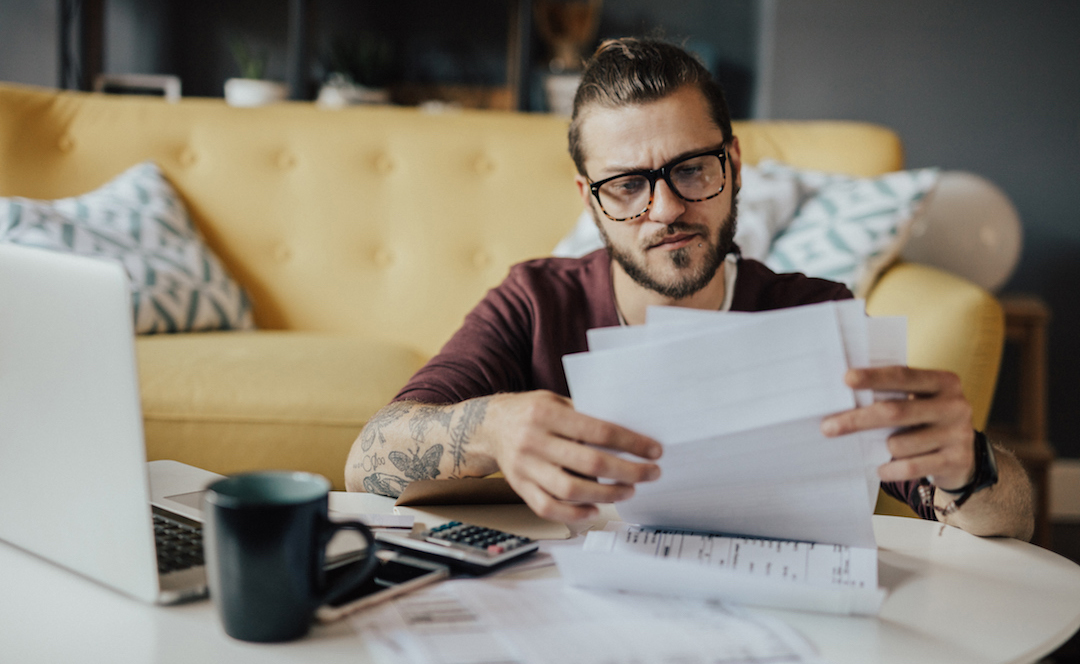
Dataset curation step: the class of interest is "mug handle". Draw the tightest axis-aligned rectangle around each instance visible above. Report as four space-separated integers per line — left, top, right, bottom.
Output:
318 519 380 607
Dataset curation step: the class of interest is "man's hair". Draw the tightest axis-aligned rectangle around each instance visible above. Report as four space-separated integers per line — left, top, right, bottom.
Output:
568 37 734 176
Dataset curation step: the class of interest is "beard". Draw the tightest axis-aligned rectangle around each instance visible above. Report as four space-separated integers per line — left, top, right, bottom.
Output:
596 196 738 301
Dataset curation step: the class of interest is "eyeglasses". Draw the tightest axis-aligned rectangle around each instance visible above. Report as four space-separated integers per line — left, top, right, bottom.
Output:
588 146 728 222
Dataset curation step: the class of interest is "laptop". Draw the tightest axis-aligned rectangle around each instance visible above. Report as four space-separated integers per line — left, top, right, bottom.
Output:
0 243 366 604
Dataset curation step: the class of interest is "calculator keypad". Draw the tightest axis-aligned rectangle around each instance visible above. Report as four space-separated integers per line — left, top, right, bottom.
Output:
425 521 532 556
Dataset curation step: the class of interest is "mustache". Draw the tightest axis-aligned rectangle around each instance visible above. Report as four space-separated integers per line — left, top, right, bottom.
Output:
645 222 709 247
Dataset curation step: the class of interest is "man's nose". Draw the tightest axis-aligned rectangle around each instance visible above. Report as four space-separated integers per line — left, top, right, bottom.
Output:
648 179 686 225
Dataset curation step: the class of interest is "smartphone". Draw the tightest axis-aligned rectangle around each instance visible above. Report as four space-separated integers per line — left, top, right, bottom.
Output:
315 549 450 622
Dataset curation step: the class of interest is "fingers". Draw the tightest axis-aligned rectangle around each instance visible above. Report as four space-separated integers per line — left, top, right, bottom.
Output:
490 391 664 524
545 399 663 461
877 426 975 488
822 369 970 437
821 393 970 437
513 480 602 523
842 366 963 397
820 367 976 490
546 435 662 484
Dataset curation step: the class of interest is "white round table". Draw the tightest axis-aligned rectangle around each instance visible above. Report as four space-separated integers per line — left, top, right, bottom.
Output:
1 513 1078 664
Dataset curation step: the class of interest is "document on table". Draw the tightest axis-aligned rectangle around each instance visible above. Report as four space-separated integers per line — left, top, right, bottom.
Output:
559 301 905 614
553 523 886 616
347 576 826 664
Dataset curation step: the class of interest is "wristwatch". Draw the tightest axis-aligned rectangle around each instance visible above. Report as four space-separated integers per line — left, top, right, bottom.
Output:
933 430 999 516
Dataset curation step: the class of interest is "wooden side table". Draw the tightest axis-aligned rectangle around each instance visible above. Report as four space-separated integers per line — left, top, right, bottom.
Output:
988 294 1055 548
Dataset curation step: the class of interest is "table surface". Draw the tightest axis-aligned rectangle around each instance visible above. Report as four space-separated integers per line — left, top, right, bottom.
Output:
2 507 1079 664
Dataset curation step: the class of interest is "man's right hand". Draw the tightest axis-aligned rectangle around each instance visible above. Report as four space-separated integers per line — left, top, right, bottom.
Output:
479 391 663 523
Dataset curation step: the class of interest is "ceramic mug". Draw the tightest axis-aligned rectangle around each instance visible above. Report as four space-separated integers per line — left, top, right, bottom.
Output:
203 471 378 642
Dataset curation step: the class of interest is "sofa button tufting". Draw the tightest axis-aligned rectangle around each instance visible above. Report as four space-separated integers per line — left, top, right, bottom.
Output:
374 154 394 174
277 152 297 170
274 245 292 262
373 247 394 267
57 134 75 152
178 148 198 167
474 155 495 174
472 250 492 269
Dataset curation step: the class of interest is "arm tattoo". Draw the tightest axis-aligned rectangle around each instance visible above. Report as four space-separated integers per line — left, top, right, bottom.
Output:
448 396 491 476
389 444 443 481
362 472 410 497
360 402 412 451
408 405 454 443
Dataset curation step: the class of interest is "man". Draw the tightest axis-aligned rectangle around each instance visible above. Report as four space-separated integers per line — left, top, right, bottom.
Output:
345 38 1033 541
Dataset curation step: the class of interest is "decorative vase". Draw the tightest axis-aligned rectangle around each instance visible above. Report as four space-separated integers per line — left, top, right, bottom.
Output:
224 78 288 107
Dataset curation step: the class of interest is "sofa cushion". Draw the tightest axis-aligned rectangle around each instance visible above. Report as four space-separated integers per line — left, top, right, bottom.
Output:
764 164 940 296
136 331 426 489
0 161 254 334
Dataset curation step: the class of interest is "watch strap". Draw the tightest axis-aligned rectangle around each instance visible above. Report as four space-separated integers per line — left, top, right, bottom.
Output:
918 430 999 517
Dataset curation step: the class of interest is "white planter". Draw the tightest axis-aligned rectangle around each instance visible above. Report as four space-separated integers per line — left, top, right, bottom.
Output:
224 78 288 107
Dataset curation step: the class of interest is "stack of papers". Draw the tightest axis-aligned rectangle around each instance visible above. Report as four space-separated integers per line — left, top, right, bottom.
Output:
555 301 906 615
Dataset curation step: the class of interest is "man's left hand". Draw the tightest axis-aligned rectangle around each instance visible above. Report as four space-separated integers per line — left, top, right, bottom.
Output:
820 366 975 490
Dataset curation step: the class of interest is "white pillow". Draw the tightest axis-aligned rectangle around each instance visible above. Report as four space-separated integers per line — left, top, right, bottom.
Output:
0 162 255 334
764 163 939 296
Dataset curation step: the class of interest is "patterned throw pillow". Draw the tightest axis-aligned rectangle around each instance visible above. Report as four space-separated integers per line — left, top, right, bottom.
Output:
0 162 254 334
765 164 940 296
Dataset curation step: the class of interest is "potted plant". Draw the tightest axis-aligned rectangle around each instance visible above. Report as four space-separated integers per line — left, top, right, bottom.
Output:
224 37 288 107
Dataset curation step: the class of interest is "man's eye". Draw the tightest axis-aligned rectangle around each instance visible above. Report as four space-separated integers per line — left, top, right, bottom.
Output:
673 164 704 178
608 178 646 196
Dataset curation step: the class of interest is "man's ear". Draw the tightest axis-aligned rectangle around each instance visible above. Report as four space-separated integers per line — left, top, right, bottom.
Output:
574 173 592 208
728 135 743 192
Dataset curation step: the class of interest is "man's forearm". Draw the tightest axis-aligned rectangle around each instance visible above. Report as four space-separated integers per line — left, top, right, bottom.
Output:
937 446 1035 541
344 397 498 496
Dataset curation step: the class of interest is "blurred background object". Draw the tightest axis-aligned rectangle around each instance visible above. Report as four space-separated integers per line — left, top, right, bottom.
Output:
534 0 602 115
94 72 180 101
903 171 1024 293
224 34 286 106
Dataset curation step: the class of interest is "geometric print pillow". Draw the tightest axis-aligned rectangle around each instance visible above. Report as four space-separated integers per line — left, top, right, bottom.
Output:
765 166 940 297
0 161 255 334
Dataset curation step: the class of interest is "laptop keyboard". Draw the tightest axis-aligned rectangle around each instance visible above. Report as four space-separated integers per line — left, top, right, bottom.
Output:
153 513 204 573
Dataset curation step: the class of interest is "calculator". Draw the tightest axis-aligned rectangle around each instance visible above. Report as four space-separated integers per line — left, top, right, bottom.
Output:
375 521 539 575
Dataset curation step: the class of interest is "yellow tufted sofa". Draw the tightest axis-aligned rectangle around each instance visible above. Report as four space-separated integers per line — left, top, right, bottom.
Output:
0 83 1003 506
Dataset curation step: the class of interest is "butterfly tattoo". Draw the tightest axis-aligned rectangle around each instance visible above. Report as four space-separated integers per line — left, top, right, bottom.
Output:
389 444 443 481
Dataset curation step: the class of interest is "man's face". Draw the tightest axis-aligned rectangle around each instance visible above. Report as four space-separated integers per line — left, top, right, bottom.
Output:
574 85 742 300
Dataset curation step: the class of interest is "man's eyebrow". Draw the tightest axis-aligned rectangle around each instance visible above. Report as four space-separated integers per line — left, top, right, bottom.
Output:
594 142 728 177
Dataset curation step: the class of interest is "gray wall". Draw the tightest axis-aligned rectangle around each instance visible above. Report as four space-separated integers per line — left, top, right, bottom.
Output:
762 0 1080 456
0 0 172 88
0 0 57 87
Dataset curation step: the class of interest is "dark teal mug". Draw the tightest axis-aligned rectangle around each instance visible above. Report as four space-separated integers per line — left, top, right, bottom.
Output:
204 471 379 642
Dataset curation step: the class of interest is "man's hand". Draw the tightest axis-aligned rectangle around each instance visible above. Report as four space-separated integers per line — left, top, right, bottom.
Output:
820 365 1035 540
820 366 976 489
480 391 663 523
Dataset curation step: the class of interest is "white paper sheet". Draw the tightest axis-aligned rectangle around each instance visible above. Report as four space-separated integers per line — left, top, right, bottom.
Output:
553 523 885 616
347 576 825 664
564 303 855 444
638 303 898 510
564 301 903 548
614 417 879 547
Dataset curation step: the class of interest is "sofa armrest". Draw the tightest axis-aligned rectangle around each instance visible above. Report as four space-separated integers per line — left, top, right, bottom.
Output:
865 262 1005 518
866 262 1004 430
